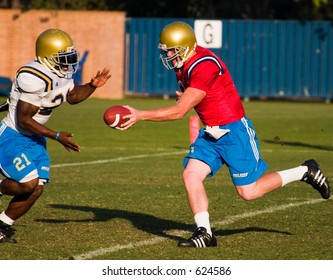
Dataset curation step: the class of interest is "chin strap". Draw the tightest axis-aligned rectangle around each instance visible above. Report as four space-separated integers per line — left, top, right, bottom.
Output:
38 57 65 78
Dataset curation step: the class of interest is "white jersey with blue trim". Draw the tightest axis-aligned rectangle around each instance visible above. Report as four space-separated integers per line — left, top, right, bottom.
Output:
2 60 75 135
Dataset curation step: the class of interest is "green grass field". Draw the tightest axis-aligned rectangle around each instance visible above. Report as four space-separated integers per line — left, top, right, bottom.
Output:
0 96 332 260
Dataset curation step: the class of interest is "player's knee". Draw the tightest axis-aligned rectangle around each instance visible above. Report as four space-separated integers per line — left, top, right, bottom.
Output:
20 178 40 194
236 187 258 201
34 184 44 197
239 193 256 201
182 169 197 186
182 169 190 182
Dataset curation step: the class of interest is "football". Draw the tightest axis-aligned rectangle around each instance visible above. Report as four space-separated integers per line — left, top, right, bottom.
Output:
103 105 130 129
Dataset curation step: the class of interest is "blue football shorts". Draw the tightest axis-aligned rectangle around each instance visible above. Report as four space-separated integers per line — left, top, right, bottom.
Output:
0 122 50 184
183 117 268 186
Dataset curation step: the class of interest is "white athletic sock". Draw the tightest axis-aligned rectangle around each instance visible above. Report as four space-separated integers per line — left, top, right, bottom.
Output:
0 211 15 226
277 166 308 187
194 211 212 236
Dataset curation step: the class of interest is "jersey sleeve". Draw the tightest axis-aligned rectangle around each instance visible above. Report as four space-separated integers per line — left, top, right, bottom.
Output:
16 72 45 106
188 60 222 92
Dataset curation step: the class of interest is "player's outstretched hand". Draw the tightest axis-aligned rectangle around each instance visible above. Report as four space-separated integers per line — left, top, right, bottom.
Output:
89 67 112 88
55 131 81 152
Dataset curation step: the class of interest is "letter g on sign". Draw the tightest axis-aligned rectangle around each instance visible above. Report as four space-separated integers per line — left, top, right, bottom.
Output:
194 20 222 49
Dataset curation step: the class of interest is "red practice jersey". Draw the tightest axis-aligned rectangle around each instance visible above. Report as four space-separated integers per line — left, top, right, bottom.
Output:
175 46 245 126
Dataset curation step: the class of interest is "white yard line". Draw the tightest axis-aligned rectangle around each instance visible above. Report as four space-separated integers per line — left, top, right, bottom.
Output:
212 198 324 227
51 150 187 168
71 198 327 260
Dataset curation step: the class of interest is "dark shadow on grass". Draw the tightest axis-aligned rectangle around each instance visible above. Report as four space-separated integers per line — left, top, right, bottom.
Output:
171 146 189 150
214 227 292 237
36 204 190 242
35 204 292 242
264 139 333 151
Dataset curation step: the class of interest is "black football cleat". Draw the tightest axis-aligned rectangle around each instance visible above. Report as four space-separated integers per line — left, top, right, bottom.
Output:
0 221 17 244
178 227 217 247
301 159 330 199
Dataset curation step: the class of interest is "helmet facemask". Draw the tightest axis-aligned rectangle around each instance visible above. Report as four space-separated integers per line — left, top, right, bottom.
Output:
40 47 79 78
158 44 191 70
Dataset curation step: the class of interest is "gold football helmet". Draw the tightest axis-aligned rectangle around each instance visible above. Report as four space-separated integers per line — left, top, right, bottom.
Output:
158 21 197 70
36 29 79 78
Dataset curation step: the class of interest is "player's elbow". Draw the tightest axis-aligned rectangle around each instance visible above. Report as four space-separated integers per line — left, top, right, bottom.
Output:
173 107 190 120
174 111 186 120
17 116 32 131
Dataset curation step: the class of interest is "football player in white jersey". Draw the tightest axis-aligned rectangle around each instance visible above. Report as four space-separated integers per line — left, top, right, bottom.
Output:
0 29 111 243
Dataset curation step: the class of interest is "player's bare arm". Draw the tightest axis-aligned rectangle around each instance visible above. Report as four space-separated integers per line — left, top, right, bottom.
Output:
120 87 205 130
67 67 112 104
16 100 80 152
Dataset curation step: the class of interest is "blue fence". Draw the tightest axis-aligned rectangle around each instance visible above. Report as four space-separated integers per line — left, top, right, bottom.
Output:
125 18 333 101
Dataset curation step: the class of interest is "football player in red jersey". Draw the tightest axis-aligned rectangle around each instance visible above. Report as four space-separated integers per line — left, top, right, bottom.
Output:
120 21 330 247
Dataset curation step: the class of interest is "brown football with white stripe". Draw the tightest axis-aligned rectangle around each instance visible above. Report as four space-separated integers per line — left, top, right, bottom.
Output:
103 105 130 129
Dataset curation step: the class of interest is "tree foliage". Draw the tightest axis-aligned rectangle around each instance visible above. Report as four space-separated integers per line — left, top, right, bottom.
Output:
4 0 333 20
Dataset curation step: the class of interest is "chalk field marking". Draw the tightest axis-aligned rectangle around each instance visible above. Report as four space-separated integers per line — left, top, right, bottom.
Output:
213 198 324 227
51 150 187 168
72 238 166 260
71 198 327 260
